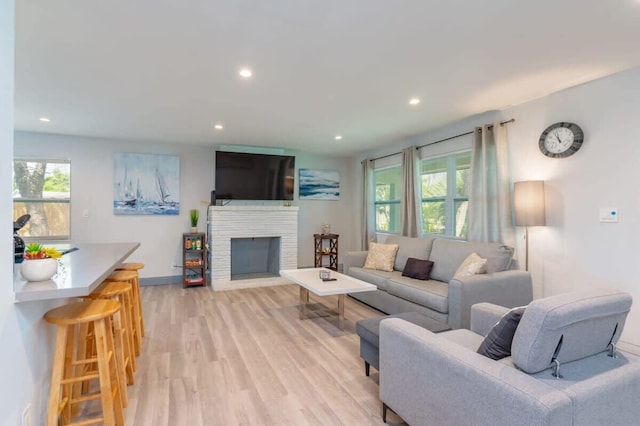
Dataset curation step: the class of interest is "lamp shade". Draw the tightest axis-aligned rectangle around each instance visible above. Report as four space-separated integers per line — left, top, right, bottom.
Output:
514 181 545 226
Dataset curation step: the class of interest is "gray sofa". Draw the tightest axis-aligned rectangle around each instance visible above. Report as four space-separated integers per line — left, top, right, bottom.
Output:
379 289 640 426
344 235 533 329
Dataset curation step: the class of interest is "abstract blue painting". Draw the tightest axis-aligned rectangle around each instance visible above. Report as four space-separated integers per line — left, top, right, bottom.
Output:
113 153 180 215
299 169 340 200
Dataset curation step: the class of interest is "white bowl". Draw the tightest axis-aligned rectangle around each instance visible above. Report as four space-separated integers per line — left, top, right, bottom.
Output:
20 258 58 282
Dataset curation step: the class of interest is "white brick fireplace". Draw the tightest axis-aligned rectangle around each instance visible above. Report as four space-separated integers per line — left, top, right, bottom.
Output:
207 206 298 290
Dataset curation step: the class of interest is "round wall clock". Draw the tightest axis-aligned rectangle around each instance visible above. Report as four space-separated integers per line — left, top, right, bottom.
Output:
539 122 584 158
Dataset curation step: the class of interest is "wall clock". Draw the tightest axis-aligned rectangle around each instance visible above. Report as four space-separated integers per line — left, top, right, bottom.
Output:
539 122 584 158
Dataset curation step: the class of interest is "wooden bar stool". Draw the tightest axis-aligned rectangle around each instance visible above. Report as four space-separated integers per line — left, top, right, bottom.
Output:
45 300 125 426
88 282 136 385
105 270 142 355
116 262 145 337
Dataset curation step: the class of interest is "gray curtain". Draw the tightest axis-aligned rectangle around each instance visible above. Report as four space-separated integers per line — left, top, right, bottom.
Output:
400 147 419 237
467 123 514 247
361 159 373 249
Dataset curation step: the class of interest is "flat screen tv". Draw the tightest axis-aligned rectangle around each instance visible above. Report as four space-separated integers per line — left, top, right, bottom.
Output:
215 151 295 200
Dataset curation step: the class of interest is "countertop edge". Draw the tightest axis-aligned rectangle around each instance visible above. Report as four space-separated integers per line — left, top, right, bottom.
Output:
14 242 141 303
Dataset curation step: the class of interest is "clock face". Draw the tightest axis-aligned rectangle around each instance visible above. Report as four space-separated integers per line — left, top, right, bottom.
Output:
539 122 584 158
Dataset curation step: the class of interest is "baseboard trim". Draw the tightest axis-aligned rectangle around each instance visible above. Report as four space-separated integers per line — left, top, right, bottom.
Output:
140 276 183 286
619 340 640 356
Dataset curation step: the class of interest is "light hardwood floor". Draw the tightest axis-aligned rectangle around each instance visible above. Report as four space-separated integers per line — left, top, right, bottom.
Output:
123 283 407 425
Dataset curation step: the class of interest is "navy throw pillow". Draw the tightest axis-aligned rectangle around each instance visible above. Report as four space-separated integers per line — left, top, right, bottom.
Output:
477 307 526 360
401 258 434 280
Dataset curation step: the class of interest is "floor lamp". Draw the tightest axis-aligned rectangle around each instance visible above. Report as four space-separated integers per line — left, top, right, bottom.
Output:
514 181 545 271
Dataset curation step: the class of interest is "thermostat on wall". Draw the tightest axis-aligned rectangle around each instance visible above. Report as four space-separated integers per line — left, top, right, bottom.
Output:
599 207 618 223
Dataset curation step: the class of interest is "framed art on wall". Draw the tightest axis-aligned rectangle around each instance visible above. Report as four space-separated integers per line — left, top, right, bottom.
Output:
113 153 180 215
299 169 340 200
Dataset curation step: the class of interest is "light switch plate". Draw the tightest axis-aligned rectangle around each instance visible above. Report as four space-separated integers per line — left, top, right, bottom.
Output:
599 207 618 223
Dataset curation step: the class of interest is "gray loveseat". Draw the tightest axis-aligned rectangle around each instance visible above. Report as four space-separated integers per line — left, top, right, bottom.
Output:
379 289 640 425
344 235 532 329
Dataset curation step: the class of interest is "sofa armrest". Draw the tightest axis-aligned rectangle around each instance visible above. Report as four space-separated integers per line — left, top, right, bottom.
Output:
379 318 572 426
448 270 532 330
343 251 368 275
470 303 510 336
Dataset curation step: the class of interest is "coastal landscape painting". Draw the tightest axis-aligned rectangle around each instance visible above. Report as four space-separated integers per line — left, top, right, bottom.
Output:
113 153 180 215
299 169 340 200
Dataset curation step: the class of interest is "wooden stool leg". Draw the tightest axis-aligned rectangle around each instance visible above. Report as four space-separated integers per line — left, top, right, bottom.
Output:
77 322 93 396
62 324 77 422
47 325 68 426
94 317 123 426
134 275 144 337
130 279 143 355
108 318 126 426
110 308 128 407
135 275 145 337
122 289 136 377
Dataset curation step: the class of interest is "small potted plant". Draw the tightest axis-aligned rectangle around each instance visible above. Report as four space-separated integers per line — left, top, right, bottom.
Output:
20 243 62 282
190 209 199 233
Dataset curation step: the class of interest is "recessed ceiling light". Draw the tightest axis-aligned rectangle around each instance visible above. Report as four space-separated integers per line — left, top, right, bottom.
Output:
335 135 343 141
39 117 50 122
214 124 224 130
409 98 421 106
239 68 253 79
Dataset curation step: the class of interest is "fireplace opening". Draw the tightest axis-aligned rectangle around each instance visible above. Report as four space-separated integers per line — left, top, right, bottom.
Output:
230 237 281 281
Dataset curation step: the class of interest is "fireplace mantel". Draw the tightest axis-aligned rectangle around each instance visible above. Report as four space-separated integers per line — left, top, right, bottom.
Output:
207 206 298 290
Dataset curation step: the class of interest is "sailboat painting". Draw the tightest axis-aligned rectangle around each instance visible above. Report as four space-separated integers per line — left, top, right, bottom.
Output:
113 153 180 215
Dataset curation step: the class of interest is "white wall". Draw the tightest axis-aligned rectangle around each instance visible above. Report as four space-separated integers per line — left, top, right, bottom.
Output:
293 152 354 267
350 67 640 347
15 132 216 281
1 2 59 424
504 66 640 347
14 133 355 277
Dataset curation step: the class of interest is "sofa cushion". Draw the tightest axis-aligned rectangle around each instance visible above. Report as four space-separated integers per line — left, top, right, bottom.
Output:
386 277 449 314
429 239 514 282
477 306 526 360
363 242 399 272
512 289 632 374
453 252 487 278
402 258 434 280
347 267 400 291
385 235 435 271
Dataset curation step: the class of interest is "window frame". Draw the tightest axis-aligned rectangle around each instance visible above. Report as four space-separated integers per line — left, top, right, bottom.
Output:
13 158 71 241
373 164 402 234
419 151 471 238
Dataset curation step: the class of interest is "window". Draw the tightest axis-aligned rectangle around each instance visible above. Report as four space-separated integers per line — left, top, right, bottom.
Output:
374 165 402 233
13 159 71 240
420 152 470 237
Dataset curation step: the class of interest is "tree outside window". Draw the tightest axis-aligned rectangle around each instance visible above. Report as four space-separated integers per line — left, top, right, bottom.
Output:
13 159 71 240
420 152 470 237
374 165 402 233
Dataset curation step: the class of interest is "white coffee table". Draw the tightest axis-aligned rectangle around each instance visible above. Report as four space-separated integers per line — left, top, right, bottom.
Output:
280 268 376 330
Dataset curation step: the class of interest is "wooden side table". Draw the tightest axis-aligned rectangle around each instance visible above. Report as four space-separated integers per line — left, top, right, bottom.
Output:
314 233 339 271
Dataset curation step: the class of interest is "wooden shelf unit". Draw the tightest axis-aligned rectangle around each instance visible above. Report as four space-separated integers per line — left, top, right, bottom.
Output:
313 233 339 271
182 232 207 287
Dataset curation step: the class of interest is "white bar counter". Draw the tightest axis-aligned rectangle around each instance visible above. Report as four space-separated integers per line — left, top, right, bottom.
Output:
14 242 140 302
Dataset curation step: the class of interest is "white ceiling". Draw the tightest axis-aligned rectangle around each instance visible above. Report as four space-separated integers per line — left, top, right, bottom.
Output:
14 1 640 156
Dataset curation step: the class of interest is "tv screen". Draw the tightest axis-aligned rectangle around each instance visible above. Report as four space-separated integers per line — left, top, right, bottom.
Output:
215 151 295 200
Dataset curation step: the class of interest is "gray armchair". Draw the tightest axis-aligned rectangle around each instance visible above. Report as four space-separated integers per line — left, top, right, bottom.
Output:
379 289 640 425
